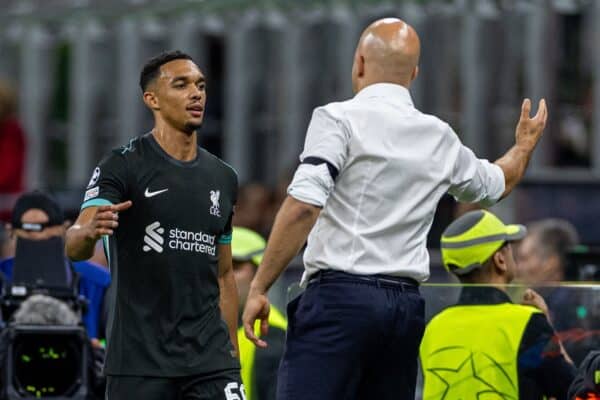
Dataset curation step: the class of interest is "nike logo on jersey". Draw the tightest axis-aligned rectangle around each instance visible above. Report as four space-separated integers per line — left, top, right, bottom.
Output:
144 188 169 198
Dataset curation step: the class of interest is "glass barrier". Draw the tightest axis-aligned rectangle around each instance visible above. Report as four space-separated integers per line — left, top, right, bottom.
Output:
416 282 600 399
271 273 599 399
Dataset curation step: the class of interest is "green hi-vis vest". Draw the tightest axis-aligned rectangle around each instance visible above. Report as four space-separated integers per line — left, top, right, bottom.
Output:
237 306 287 400
420 303 542 400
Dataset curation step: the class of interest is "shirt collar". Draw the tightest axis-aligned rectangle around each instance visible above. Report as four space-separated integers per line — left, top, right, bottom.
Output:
457 286 512 306
354 83 414 107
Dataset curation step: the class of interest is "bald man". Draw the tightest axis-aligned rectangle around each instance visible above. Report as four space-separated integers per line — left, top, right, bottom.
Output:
243 18 547 400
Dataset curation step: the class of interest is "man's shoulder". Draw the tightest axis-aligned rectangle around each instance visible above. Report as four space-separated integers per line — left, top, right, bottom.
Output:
315 100 351 119
198 148 238 179
98 136 144 165
72 260 111 287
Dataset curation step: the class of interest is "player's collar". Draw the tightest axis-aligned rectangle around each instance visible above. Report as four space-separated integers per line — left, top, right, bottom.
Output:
355 83 414 107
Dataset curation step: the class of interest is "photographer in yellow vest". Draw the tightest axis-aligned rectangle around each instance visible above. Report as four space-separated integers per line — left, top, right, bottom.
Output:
232 227 287 400
420 210 576 399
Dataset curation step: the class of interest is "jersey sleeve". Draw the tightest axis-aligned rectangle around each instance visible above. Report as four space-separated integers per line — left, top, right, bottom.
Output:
218 168 238 245
81 151 129 209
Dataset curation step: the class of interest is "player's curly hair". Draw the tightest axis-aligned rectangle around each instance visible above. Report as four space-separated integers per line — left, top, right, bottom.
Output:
139 50 193 91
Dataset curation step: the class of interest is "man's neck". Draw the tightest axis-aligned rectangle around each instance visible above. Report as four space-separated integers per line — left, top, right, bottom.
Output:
151 124 198 162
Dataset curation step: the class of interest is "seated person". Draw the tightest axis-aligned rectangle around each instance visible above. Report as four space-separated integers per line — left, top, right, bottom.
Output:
420 210 576 399
0 191 110 340
517 218 582 332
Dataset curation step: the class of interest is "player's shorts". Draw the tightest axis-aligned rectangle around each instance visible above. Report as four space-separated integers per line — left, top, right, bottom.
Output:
106 368 243 400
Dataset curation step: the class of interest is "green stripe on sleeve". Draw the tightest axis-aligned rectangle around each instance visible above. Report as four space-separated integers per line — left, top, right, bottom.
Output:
218 233 232 244
81 198 113 210
102 235 111 268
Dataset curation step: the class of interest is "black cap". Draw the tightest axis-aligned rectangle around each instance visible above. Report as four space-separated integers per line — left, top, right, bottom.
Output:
11 191 64 229
568 351 600 398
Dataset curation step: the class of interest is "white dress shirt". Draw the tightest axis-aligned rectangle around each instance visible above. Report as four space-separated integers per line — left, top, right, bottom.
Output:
288 83 505 284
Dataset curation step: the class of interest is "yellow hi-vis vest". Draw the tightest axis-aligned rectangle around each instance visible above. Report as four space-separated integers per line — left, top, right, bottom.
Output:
237 306 287 400
420 303 542 400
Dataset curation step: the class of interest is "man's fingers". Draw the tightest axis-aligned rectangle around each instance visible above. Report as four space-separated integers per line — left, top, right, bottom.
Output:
243 320 257 342
96 205 113 213
111 200 133 212
520 98 531 119
533 99 546 122
97 219 118 229
540 99 548 124
96 228 114 236
243 319 267 347
96 211 118 221
260 318 269 337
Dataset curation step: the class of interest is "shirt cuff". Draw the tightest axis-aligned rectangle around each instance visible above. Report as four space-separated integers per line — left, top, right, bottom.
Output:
218 233 232 244
81 198 113 210
478 163 505 207
287 163 334 207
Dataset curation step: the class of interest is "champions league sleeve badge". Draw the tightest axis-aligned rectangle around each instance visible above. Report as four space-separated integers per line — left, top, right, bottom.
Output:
87 167 101 188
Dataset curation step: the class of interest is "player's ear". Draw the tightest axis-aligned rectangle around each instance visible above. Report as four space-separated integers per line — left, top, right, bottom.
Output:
143 90 160 110
357 54 365 78
492 249 507 274
411 65 419 82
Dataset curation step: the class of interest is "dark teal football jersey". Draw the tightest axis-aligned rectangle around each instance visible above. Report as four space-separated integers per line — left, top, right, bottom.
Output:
81 133 239 376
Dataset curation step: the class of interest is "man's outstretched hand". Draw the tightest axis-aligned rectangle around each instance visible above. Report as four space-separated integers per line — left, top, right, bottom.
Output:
515 98 548 151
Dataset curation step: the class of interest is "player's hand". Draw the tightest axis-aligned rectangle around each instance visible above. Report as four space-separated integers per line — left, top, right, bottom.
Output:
88 201 133 240
515 98 548 151
522 288 550 317
242 290 271 348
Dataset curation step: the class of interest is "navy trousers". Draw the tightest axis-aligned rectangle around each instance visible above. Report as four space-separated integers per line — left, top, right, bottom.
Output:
277 270 425 400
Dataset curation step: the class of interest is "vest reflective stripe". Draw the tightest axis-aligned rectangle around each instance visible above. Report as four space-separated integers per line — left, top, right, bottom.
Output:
420 303 541 400
237 306 287 400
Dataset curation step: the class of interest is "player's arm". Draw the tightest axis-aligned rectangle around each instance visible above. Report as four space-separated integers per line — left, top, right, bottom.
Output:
243 196 320 348
66 201 132 261
218 243 240 357
494 98 548 198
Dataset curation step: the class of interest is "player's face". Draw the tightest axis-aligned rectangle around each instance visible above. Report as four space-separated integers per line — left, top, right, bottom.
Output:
155 59 206 133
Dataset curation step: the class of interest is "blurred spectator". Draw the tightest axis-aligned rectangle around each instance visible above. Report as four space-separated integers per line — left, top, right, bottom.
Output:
517 218 580 332
568 351 600 399
0 79 26 222
233 183 273 237
421 210 575 399
0 223 15 261
232 227 286 400
0 191 110 339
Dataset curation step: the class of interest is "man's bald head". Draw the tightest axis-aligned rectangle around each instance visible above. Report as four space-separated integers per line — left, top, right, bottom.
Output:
351 18 421 93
